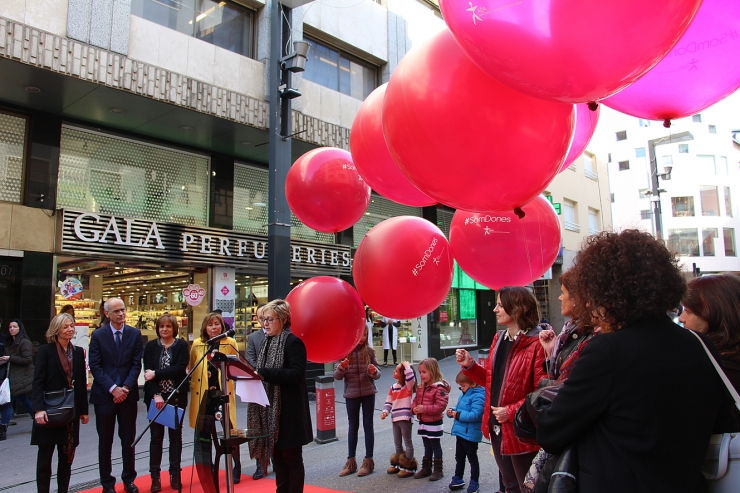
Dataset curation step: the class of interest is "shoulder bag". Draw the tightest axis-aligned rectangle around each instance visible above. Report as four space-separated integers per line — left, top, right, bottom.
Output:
39 387 75 428
690 330 740 493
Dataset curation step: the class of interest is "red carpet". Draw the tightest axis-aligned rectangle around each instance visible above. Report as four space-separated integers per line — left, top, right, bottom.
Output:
77 466 347 493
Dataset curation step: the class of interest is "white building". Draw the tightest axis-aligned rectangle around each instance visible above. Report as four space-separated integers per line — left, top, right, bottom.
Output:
590 93 740 274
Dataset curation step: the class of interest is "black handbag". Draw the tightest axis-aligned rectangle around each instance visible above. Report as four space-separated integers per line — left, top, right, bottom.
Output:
40 387 75 428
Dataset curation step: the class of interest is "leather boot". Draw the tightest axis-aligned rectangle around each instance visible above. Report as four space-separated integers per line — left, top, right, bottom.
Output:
357 457 374 477
232 447 242 484
169 471 182 490
150 473 161 493
339 457 357 477
430 458 444 481
413 457 432 479
387 453 400 474
397 453 417 478
0 424 6 441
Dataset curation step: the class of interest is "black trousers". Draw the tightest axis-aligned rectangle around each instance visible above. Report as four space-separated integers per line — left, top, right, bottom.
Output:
95 399 138 487
272 445 305 493
454 437 480 481
149 420 182 475
383 349 397 364
36 443 74 493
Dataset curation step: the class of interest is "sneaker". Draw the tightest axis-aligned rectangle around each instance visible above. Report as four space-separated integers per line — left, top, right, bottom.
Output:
467 479 480 493
449 475 466 490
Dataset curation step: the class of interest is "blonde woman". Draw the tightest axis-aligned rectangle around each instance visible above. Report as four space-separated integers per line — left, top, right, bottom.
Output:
188 312 241 482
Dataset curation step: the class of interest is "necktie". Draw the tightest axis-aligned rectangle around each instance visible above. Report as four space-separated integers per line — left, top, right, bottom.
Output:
114 330 123 386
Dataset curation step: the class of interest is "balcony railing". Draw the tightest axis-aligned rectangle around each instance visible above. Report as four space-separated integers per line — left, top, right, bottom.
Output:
585 169 598 180
564 221 580 232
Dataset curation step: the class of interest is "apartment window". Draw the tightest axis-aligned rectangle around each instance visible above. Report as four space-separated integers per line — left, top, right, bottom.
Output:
303 37 377 101
616 131 627 141
721 156 729 174
608 153 612 163
639 189 650 199
667 229 700 257
610 193 615 203
662 155 673 165
635 147 646 158
724 228 737 256
618 160 630 171
0 111 26 204
700 186 720 216
638 119 650 127
588 208 600 235
640 209 652 220
693 114 702 122
679 144 689 153
709 125 717 134
671 196 695 217
698 155 716 174
702 228 718 256
584 154 597 179
725 186 733 217
131 0 254 57
563 200 579 232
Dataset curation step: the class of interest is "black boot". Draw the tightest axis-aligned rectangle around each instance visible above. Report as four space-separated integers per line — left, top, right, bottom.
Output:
232 447 242 484
170 470 182 490
0 424 6 441
150 473 161 493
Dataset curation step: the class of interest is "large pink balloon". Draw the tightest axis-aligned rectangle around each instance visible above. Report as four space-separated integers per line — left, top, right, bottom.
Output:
603 0 740 122
559 104 601 173
353 216 453 320
286 147 371 233
351 84 436 207
439 0 703 104
286 276 366 363
383 29 574 213
450 196 561 290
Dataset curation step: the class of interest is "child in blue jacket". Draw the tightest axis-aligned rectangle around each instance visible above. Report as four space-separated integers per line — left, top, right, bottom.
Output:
445 371 485 493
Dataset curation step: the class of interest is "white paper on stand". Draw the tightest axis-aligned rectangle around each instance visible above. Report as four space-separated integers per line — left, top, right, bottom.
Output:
235 378 270 407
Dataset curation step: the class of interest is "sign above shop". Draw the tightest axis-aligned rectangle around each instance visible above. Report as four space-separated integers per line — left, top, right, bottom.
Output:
58 210 352 276
183 284 206 306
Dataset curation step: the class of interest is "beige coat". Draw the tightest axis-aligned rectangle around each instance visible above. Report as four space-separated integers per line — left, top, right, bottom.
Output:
188 338 238 429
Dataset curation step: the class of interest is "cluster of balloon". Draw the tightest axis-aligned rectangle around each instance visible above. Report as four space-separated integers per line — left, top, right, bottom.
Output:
286 277 366 363
450 196 561 290
603 0 740 125
285 147 371 233
382 29 574 213
559 104 601 173
353 216 453 320
438 0 703 104
350 84 436 207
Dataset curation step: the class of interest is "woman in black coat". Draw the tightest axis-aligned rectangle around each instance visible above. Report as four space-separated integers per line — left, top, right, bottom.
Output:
248 299 312 493
31 313 89 493
0 319 35 438
143 313 189 492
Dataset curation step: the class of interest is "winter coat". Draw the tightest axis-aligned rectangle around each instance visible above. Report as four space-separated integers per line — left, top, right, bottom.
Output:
450 385 486 443
6 337 34 396
142 338 189 409
412 380 451 422
188 338 238 429
463 327 547 455
334 345 381 398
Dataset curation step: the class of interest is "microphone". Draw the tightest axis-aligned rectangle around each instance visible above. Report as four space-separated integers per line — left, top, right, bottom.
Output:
207 328 236 345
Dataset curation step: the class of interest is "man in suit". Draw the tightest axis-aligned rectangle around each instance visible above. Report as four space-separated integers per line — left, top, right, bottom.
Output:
89 297 143 493
246 303 267 479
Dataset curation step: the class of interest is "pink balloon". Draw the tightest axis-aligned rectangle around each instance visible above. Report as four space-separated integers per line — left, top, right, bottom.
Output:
603 0 740 122
439 0 703 104
286 276 366 363
450 196 561 290
383 29 574 213
350 84 436 207
286 147 371 233
559 104 601 173
353 216 453 320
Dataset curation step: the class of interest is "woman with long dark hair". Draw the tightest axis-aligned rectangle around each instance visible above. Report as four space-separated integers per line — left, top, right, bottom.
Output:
0 319 35 439
456 287 547 493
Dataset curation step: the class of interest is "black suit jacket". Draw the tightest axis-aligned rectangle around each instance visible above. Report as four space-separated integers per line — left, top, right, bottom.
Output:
88 324 143 406
142 338 189 408
30 343 89 447
537 316 738 493
257 333 313 449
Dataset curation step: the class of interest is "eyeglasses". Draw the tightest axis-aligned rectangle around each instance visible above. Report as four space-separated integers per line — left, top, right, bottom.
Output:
261 317 278 324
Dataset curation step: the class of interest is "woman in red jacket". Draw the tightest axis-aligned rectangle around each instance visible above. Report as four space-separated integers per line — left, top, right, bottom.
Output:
457 286 547 493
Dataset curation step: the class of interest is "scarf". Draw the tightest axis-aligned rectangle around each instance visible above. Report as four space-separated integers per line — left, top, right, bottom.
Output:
248 328 291 470
56 342 76 463
56 342 73 388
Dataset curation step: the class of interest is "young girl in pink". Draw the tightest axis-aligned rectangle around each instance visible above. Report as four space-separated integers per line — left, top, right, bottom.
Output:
381 361 418 478
411 357 450 481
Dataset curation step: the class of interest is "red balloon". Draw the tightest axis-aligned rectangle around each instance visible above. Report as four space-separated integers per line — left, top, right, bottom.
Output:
559 104 600 173
383 29 574 212
603 0 740 122
353 216 453 320
286 147 371 233
286 276 366 363
450 196 561 290
439 0 702 103
351 84 436 207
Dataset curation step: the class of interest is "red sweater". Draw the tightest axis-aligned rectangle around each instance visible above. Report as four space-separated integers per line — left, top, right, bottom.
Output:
412 380 451 422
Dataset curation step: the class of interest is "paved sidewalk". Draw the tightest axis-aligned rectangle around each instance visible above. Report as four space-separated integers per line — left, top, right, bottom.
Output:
0 355 503 493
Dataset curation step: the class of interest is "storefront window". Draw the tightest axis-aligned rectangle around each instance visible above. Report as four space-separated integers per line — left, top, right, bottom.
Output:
439 290 477 348
667 229 700 257
0 111 26 204
353 195 422 246
58 126 210 226
233 163 335 243
234 274 268 353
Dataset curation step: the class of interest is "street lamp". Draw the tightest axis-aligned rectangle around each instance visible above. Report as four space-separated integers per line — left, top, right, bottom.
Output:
647 131 694 240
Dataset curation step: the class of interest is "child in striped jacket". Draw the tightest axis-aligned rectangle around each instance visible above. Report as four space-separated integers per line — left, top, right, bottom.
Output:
380 361 418 478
